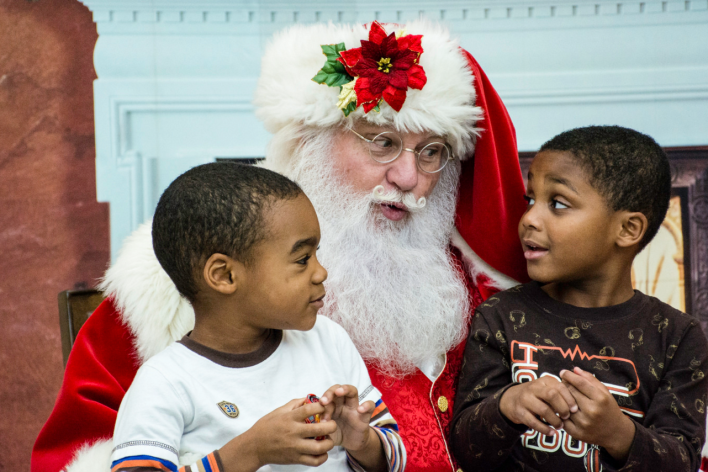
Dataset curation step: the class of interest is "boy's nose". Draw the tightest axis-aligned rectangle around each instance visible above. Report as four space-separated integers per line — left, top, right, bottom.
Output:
519 205 541 232
313 258 328 284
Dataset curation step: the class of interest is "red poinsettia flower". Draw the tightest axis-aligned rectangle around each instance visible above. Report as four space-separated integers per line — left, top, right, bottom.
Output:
338 22 427 113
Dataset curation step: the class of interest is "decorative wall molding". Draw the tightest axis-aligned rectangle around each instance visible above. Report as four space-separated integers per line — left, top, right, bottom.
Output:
92 81 268 259
86 0 708 22
82 0 708 35
689 165 708 328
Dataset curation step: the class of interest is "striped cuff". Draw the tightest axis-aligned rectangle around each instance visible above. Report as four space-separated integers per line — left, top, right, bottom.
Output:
112 455 178 472
178 451 224 472
346 426 406 472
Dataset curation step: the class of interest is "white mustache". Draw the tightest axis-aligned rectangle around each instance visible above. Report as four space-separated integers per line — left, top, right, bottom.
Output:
371 185 427 212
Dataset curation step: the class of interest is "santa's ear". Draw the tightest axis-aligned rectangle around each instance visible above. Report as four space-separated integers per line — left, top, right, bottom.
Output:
202 253 244 295
616 211 648 250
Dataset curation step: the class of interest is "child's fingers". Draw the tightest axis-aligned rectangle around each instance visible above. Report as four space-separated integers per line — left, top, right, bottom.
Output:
336 385 360 408
297 453 329 468
302 420 338 439
279 398 308 411
296 438 335 465
527 397 564 430
560 369 601 402
357 400 376 415
292 401 326 422
297 453 329 467
541 382 577 419
518 405 558 437
319 384 343 406
563 382 593 414
560 415 582 440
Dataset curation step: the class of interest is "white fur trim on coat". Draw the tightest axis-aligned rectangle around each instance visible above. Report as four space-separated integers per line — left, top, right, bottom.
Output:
63 438 205 471
63 438 112 472
98 221 195 364
450 227 519 291
254 20 482 168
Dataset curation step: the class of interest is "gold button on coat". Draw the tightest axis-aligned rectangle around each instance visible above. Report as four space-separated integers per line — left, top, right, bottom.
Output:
457 469 463 472
437 395 448 412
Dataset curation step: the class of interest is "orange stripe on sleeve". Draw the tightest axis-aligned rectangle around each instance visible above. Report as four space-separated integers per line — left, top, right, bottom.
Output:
112 459 173 472
207 453 220 472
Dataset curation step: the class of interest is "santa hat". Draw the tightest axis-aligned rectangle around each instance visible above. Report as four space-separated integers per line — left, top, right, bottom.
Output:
254 20 529 286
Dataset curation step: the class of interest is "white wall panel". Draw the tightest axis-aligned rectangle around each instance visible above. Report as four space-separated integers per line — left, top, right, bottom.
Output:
80 0 708 259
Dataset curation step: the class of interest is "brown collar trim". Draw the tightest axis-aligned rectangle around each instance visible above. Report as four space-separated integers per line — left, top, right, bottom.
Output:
178 329 283 368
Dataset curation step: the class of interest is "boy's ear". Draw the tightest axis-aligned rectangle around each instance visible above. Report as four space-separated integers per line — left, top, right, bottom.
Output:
616 211 649 250
202 253 245 295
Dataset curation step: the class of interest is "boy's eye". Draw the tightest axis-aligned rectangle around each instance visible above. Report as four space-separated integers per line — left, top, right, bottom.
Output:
551 199 569 210
523 195 535 206
296 254 312 265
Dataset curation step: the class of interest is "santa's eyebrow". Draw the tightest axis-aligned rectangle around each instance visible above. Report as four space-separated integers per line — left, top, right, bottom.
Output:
546 175 579 194
290 236 318 254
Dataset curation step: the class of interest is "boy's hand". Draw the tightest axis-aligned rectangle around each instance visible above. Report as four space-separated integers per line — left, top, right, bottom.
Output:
221 397 338 471
499 376 578 436
560 367 636 461
319 384 376 452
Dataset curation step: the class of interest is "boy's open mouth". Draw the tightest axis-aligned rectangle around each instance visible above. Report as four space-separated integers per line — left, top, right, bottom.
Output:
310 293 326 309
523 240 549 260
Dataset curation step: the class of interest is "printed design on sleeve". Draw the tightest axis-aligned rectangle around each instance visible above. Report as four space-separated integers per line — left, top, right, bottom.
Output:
690 357 705 381
509 310 526 332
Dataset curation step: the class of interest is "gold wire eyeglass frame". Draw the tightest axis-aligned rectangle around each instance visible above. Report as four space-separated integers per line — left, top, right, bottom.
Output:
347 127 455 174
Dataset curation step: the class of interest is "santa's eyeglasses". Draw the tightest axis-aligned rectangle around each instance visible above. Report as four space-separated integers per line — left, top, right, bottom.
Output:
348 128 454 174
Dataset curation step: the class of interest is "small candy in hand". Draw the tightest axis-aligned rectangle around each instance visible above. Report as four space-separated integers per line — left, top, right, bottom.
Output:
304 394 325 440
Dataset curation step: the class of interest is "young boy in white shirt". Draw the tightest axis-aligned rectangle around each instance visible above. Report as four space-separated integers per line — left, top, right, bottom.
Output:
110 162 404 472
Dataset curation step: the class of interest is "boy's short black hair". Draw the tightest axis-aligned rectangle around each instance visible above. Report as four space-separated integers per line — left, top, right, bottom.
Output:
540 125 671 250
152 162 302 303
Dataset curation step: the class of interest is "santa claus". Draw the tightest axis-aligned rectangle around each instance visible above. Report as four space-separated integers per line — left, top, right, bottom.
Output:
33 20 528 472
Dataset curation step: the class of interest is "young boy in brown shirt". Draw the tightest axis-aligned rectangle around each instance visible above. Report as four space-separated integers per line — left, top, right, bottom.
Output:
451 126 707 472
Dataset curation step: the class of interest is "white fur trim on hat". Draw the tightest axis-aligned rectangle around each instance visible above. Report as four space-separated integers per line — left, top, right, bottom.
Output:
254 20 482 162
98 221 194 364
450 227 519 290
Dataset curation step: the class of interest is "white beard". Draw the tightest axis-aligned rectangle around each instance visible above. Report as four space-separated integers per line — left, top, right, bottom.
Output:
286 130 470 377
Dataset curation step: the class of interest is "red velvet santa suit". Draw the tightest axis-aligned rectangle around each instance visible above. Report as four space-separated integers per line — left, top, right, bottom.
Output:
32 27 528 472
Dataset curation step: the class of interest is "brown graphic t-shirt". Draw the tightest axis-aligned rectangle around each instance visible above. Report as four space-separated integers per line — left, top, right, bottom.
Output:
450 282 707 472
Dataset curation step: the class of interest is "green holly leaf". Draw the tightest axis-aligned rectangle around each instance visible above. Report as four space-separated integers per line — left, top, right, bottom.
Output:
342 101 358 117
321 43 347 61
373 103 381 112
312 71 329 83
312 43 353 87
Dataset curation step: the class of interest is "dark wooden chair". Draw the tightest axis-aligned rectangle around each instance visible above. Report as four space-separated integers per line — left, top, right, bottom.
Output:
58 289 104 366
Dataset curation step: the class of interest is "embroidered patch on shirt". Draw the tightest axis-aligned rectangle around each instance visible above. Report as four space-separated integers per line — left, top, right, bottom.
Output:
217 401 239 418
